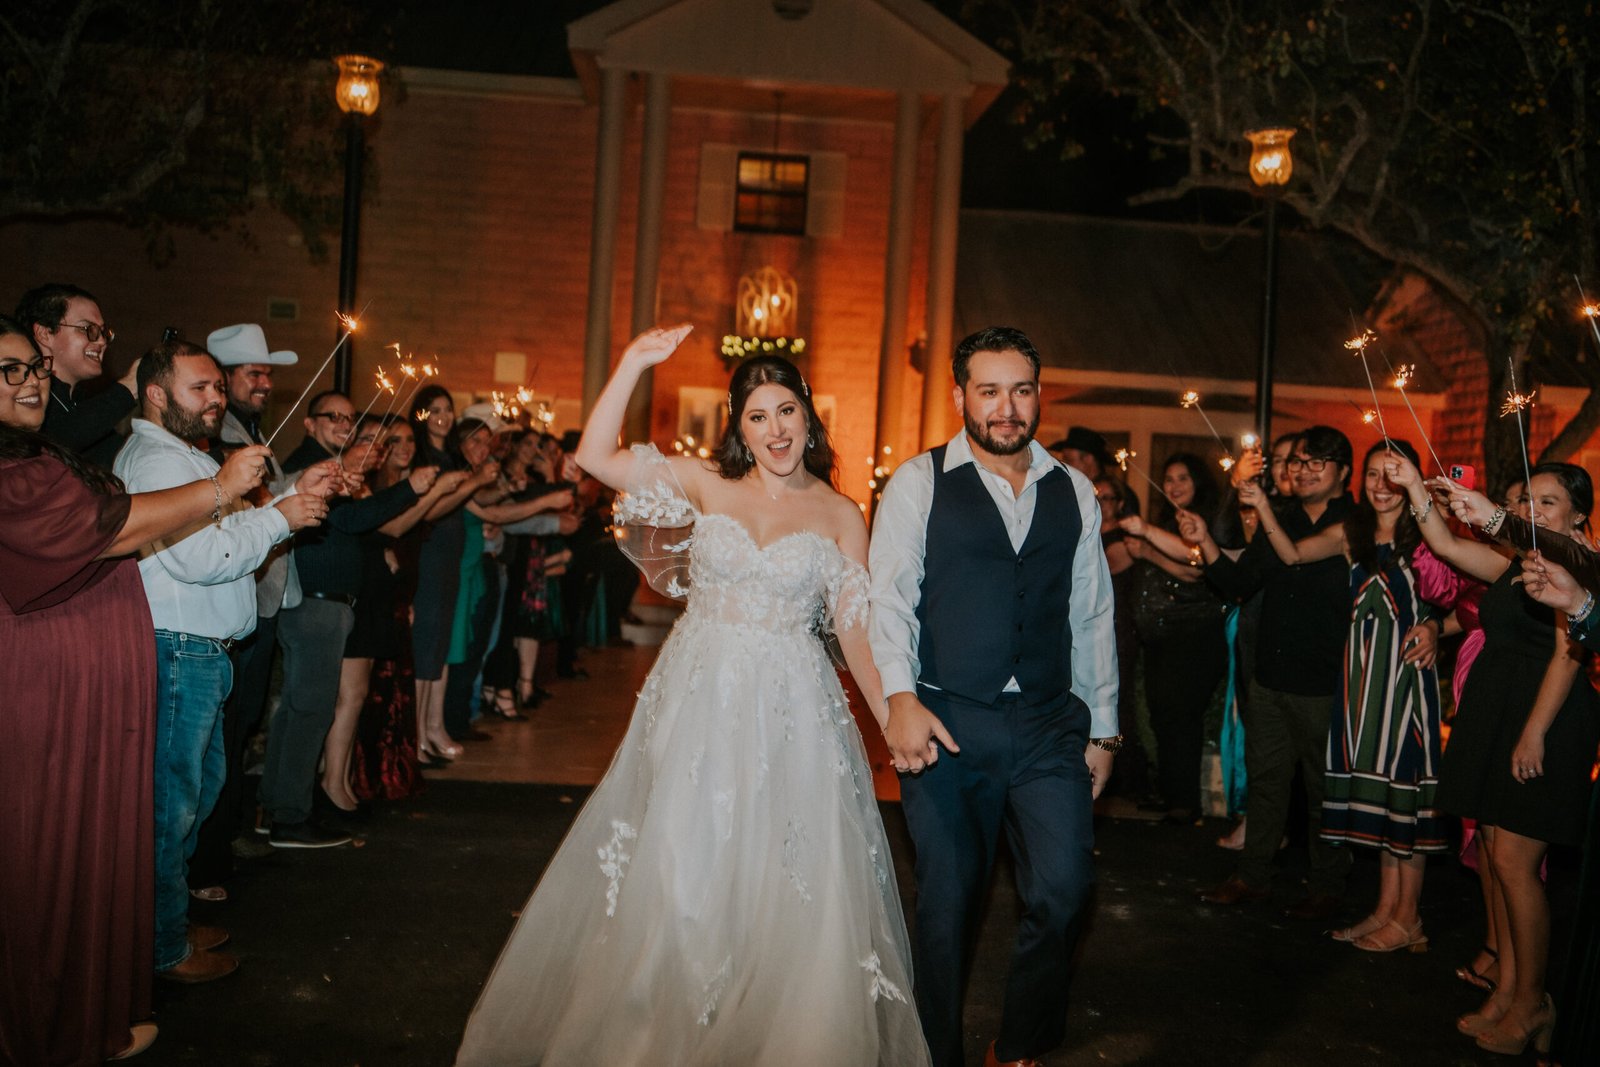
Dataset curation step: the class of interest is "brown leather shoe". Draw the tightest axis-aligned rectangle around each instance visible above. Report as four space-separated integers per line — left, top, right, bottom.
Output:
157 948 239 984
983 1041 1044 1067
108 1022 158 1060
187 924 229 952
1198 876 1271 905
1283 892 1342 921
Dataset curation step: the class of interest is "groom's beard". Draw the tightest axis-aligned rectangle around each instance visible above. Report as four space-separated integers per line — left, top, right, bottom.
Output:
964 408 1039 457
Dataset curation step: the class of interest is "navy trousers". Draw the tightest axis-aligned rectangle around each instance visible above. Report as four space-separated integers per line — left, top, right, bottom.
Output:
899 686 1096 1067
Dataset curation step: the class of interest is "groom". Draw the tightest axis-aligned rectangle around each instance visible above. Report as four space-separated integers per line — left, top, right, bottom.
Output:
869 326 1119 1067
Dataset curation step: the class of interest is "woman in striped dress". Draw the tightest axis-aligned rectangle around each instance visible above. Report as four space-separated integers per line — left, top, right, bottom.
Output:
1241 439 1466 951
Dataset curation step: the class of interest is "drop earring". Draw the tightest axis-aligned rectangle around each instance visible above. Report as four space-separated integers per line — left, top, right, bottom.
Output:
806 434 815 449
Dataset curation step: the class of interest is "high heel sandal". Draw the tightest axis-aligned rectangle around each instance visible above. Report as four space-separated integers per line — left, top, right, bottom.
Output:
1475 995 1555 1056
1455 945 1498 991
1458 1002 1509 1038
419 737 461 761
490 688 526 720
1353 918 1428 953
517 677 545 712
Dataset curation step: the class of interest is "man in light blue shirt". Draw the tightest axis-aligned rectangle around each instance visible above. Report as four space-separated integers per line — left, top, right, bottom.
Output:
115 339 330 984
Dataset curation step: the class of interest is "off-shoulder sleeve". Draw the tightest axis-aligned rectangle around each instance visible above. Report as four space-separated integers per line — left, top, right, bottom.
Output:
824 552 871 633
613 443 697 600
0 455 131 613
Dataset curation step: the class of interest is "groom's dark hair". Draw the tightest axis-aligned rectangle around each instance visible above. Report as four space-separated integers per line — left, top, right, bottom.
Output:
953 326 1041 388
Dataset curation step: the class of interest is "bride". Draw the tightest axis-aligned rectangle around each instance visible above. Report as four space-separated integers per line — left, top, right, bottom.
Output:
454 325 930 1065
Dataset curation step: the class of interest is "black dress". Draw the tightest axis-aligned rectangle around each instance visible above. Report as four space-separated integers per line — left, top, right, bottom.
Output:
1436 562 1599 846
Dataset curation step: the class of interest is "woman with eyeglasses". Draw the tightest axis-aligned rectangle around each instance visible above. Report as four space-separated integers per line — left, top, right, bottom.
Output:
0 316 272 1064
1388 451 1599 1056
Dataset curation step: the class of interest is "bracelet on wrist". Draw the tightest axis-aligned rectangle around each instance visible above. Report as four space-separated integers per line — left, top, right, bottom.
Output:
1408 497 1434 524
1484 506 1508 536
208 475 224 525
1567 592 1595 631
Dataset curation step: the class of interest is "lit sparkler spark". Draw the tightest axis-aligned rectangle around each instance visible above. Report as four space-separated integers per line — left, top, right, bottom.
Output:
1240 432 1260 450
1113 448 1133 471
1180 390 1200 408
336 311 361 333
1362 409 1378 425
1218 456 1236 472
415 409 430 422
1500 390 1537 417
1583 305 1599 319
399 363 418 379
1391 364 1415 390
1344 329 1376 353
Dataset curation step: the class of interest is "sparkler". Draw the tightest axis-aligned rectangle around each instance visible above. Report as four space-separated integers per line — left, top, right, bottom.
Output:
1113 448 1181 509
1384 360 1446 477
1179 389 1234 469
1501 355 1537 551
1575 275 1600 352
264 310 364 446
1344 327 1395 453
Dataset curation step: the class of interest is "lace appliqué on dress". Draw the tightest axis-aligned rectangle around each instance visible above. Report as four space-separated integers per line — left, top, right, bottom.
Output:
861 951 909 1004
597 820 637 917
615 443 697 600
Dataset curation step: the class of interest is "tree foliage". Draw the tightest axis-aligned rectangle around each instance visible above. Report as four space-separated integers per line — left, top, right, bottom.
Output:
967 0 1600 482
1 0 393 261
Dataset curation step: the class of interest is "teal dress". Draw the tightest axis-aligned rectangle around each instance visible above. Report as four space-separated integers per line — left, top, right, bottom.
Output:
447 511 488 664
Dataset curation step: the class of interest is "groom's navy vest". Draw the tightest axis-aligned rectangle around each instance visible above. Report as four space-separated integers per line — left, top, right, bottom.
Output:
914 445 1081 706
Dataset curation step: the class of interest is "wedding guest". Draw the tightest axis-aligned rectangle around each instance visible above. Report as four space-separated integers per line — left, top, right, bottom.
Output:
115 340 327 980
1118 453 1229 825
1390 456 1598 1056
15 283 138 466
264 393 435 845
0 318 270 1064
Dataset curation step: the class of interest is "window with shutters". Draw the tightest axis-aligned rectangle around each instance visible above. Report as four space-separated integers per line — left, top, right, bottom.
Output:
733 152 810 235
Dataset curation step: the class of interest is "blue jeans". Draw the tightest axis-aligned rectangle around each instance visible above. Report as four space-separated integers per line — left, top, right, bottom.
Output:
152 630 234 970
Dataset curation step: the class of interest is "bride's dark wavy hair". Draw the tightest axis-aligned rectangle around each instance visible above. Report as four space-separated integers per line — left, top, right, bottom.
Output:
712 355 836 486
0 315 124 497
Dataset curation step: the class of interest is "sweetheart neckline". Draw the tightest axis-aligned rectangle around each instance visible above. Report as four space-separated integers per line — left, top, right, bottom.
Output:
697 512 836 556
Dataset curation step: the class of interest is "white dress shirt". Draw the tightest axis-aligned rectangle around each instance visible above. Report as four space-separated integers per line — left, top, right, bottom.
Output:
867 429 1119 738
115 418 296 641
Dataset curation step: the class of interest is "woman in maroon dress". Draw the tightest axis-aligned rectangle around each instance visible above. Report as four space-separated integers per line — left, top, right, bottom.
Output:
0 318 270 1066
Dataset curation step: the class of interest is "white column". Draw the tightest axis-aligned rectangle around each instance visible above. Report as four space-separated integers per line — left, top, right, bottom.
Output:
624 72 672 443
919 93 965 449
873 92 921 464
582 67 629 417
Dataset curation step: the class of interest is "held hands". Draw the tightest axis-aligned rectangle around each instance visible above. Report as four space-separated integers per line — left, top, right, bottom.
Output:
470 459 502 488
274 492 327 531
431 469 471 497
622 323 694 369
216 444 273 500
884 692 960 774
408 465 441 495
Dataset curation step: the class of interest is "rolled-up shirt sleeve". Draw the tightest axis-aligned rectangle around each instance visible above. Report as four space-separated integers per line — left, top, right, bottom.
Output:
1064 468 1119 737
868 456 933 699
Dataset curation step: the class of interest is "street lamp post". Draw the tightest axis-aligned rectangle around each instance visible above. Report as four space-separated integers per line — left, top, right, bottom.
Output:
333 54 383 394
1244 126 1295 448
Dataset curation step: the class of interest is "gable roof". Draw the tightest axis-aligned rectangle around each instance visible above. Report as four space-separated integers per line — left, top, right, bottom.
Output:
955 209 1444 397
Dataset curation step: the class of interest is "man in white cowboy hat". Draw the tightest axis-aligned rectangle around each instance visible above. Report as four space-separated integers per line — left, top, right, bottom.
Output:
186 324 308 893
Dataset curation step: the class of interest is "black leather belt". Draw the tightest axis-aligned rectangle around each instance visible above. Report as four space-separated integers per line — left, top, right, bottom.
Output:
305 591 358 608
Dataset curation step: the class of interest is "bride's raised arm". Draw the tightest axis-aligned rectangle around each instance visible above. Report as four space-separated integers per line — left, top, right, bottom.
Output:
574 324 695 492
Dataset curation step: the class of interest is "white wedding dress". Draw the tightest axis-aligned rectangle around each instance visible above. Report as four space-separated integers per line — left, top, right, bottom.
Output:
455 447 929 1066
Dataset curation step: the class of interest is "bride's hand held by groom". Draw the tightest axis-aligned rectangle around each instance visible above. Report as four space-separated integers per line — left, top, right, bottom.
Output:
884 692 959 774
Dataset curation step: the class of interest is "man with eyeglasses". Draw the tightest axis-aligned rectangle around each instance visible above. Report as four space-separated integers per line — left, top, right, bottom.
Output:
1182 425 1356 920
260 391 437 848
15 283 139 467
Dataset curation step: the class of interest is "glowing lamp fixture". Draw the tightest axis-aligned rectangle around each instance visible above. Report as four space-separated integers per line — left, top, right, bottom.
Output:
334 55 384 116
1244 127 1296 188
726 265 806 360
